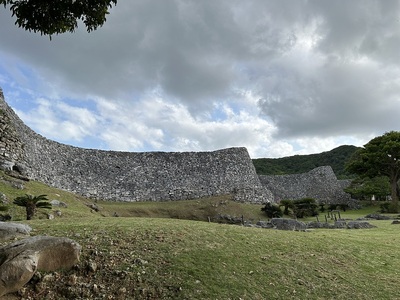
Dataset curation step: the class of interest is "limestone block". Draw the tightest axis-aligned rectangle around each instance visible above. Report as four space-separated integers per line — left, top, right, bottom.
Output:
347 221 376 229
0 222 32 241
270 218 307 231
0 236 81 297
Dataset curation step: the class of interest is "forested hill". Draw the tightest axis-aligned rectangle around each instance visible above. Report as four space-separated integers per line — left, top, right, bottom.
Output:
252 145 360 179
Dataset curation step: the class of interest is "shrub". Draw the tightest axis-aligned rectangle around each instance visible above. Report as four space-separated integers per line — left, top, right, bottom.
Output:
328 204 338 211
279 199 293 215
292 198 318 218
380 202 390 213
0 205 10 221
261 203 283 218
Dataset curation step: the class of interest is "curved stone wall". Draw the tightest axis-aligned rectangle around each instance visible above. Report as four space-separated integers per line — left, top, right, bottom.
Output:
0 89 272 203
259 166 352 205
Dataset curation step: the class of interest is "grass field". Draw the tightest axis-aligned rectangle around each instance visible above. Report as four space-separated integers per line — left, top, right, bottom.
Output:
1 171 400 299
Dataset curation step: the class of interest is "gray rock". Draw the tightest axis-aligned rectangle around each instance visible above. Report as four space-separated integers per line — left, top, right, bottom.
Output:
347 221 376 229
0 160 14 172
255 221 273 228
0 236 81 297
334 220 347 228
307 221 332 229
50 200 68 208
271 218 307 231
0 193 7 203
364 214 392 220
0 222 32 241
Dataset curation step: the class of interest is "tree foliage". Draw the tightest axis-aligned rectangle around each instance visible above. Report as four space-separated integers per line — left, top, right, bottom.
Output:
13 194 51 220
279 199 293 215
253 145 359 179
346 131 400 212
291 198 318 218
275 198 319 218
344 176 390 200
261 203 283 218
0 0 117 36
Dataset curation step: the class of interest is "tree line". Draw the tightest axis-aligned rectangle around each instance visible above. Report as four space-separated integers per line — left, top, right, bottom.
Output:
259 131 400 214
252 145 359 179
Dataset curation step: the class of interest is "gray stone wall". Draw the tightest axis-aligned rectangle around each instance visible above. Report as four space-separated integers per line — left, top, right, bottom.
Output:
0 88 26 168
259 166 353 205
0 90 272 203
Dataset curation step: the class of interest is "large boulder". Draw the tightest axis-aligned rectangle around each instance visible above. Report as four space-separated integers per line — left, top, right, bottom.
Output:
0 222 32 241
0 236 81 297
270 218 307 231
347 221 376 229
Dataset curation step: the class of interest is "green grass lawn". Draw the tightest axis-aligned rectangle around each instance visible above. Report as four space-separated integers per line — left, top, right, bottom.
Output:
1 171 400 299
25 217 400 300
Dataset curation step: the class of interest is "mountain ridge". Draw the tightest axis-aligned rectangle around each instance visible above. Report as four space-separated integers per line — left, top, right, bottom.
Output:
252 145 360 178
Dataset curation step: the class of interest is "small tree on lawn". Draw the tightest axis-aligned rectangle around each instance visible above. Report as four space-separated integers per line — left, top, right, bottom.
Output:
292 198 318 218
13 194 52 220
279 199 293 215
261 202 283 218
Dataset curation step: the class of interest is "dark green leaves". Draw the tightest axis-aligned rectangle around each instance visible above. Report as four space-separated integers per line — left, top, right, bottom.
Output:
1 0 117 36
13 194 50 207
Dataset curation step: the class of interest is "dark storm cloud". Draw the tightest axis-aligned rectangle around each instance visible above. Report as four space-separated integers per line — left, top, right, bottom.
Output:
1 0 400 156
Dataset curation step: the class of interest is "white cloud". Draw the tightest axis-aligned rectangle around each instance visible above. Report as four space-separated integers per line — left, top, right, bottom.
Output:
14 98 99 142
1 0 400 158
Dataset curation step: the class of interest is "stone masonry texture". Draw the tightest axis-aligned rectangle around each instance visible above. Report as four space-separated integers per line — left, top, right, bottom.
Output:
0 89 272 203
259 166 353 206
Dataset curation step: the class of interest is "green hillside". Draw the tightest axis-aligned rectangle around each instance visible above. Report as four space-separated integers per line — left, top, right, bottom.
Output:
252 145 360 178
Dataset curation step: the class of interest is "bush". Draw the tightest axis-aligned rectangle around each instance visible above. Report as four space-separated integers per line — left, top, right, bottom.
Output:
292 198 318 218
279 199 293 215
261 203 283 218
380 202 390 213
328 204 338 211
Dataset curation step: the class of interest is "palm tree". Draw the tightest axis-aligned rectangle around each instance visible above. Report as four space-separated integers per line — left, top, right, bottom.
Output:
13 194 52 220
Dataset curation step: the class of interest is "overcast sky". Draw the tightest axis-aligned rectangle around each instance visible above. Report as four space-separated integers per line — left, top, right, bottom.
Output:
0 0 399 158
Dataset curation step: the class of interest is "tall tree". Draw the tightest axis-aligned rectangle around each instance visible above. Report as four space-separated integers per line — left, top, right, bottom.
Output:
344 176 390 201
347 131 400 212
0 0 117 36
13 194 52 220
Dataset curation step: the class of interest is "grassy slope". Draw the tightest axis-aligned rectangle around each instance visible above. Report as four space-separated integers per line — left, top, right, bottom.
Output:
1 172 400 299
